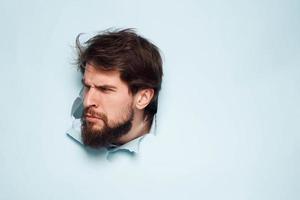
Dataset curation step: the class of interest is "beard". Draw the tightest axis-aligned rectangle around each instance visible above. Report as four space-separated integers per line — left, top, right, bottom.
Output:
81 105 134 149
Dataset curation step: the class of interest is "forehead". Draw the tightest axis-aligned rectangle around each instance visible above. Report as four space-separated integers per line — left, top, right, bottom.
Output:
83 63 123 85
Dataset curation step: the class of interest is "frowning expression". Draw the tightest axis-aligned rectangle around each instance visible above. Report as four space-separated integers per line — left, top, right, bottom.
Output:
81 63 135 147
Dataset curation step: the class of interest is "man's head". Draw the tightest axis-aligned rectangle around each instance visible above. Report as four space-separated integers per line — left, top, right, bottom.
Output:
75 29 163 148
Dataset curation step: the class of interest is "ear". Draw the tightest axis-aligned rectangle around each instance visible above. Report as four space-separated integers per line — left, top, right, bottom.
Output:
134 88 154 110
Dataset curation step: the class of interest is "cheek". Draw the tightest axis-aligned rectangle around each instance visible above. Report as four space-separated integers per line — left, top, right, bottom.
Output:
105 93 133 120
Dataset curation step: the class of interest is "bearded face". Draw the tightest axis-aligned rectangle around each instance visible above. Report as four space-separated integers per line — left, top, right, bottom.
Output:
81 103 134 148
80 63 138 148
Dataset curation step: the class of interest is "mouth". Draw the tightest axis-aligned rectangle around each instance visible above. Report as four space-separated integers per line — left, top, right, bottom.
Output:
85 114 102 122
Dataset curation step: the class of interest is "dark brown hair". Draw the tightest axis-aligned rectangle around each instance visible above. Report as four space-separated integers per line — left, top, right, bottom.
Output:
75 28 163 122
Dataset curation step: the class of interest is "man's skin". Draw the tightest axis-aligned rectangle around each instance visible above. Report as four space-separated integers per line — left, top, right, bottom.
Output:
82 62 154 145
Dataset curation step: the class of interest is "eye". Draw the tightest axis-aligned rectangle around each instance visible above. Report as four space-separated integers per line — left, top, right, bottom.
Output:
81 79 90 88
82 83 91 92
99 87 110 92
83 83 90 89
96 86 115 93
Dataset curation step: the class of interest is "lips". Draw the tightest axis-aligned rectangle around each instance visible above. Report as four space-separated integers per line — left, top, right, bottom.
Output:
85 114 100 119
85 114 102 122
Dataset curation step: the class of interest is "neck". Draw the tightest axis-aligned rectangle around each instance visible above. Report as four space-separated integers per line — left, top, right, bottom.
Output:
115 111 151 145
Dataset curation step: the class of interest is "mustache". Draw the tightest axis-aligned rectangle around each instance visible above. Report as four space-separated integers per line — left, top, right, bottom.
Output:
83 107 108 123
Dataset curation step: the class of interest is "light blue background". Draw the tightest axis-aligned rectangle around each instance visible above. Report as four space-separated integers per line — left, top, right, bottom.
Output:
1 0 299 199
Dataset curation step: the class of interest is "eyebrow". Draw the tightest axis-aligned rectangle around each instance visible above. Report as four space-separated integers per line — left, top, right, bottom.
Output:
81 78 117 90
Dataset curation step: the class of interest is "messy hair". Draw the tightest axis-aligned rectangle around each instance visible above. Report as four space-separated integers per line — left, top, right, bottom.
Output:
75 28 163 122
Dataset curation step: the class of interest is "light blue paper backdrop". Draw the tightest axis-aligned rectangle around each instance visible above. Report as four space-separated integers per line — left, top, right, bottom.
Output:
0 0 299 199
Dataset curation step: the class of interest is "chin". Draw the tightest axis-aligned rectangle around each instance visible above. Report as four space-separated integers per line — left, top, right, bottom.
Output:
89 124 103 132
86 120 104 128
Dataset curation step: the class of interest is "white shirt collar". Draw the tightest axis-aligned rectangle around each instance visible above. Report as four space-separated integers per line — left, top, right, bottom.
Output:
106 118 156 154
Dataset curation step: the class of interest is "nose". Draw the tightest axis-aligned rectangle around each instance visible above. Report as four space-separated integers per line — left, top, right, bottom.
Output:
83 87 98 108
